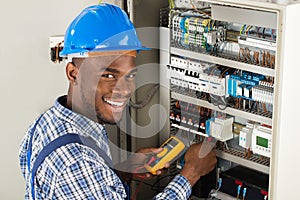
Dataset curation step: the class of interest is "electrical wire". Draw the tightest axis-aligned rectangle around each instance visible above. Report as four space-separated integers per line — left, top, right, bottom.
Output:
208 178 222 199
129 84 159 109
131 176 146 200
130 173 176 192
242 188 247 200
130 162 167 199
245 25 252 35
236 185 241 200
240 25 246 34
189 0 211 17
168 0 175 9
262 28 266 39
210 94 227 110
150 174 175 191
271 29 275 41
131 178 158 188
224 141 229 150
132 165 148 179
54 42 63 63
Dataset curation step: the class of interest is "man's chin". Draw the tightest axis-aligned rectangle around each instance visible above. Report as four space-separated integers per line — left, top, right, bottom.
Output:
97 115 122 125
103 120 118 125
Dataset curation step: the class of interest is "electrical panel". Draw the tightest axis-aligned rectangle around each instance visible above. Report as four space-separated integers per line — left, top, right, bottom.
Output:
159 0 300 199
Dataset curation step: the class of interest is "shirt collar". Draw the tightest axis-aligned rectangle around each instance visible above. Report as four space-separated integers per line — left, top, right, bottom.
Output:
53 96 109 144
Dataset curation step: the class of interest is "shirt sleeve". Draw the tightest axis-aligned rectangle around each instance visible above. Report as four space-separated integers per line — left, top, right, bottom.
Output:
53 159 127 200
153 174 192 200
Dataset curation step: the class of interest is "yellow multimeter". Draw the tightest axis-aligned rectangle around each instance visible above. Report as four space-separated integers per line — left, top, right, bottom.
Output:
144 136 186 175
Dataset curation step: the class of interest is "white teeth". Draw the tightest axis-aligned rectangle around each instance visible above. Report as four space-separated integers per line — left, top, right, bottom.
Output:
104 99 125 107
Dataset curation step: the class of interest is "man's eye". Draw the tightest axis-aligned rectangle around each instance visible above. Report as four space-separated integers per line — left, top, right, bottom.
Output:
102 74 115 79
127 73 136 79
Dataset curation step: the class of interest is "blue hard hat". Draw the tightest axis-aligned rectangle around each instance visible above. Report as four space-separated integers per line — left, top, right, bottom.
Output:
60 4 148 57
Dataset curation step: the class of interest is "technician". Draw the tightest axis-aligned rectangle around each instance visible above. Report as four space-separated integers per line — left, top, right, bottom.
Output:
19 4 216 199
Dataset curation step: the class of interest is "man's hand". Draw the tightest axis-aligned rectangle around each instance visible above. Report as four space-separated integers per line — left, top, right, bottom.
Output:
180 143 217 186
114 147 170 181
132 147 170 178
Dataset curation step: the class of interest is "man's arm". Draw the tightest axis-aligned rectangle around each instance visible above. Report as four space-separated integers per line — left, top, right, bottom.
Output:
154 143 217 200
180 143 217 186
112 143 216 200
153 174 192 199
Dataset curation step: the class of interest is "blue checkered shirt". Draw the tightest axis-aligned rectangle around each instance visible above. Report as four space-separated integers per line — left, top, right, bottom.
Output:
19 96 192 199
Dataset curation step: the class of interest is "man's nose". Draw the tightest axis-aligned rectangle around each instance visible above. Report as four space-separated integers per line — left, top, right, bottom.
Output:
113 77 134 97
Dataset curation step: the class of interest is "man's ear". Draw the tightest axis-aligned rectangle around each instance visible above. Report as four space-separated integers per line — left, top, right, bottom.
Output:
66 62 78 84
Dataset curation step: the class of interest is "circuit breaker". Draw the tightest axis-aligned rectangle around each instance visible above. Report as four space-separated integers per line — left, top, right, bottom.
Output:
158 0 300 199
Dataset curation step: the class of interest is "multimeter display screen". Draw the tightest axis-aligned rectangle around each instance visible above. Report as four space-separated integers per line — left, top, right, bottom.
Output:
163 138 179 149
256 136 268 148
147 138 179 167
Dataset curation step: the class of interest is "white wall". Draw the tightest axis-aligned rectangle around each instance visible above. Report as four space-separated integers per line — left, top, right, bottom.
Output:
0 0 97 199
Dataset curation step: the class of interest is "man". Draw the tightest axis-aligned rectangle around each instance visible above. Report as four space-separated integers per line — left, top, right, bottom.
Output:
19 4 216 199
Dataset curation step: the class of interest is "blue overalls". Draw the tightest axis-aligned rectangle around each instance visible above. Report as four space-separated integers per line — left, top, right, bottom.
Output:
26 117 130 200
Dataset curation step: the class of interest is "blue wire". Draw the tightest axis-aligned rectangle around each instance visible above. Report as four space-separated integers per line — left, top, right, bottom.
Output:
237 185 241 197
218 178 222 188
243 188 247 198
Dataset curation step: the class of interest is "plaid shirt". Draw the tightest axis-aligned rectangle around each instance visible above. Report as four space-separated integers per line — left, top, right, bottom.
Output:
19 96 192 199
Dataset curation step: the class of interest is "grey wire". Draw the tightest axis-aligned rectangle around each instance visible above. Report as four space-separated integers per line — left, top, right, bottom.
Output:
129 84 160 109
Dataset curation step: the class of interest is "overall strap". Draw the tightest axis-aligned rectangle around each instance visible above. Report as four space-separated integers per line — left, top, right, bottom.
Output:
27 116 43 177
28 132 113 199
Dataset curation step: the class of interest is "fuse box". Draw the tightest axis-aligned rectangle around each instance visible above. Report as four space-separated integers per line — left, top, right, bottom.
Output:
158 0 300 199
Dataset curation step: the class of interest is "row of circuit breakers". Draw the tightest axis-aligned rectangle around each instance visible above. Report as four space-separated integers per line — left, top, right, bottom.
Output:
168 56 274 105
170 99 272 158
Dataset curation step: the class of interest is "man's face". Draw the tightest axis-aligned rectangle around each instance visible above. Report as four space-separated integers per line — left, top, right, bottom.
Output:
73 55 136 124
